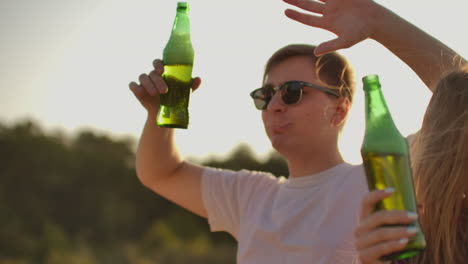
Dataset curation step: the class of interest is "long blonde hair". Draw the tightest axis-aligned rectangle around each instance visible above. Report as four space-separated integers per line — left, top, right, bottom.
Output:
409 67 468 264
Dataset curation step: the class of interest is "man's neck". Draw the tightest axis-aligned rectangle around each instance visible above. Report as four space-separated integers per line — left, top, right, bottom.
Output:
286 149 345 178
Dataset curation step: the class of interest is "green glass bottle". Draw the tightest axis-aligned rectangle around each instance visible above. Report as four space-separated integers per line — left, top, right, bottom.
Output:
156 2 194 129
360 74 426 261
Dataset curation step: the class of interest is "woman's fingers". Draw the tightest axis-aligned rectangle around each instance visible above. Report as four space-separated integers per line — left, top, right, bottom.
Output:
361 210 417 234
355 189 420 263
314 37 350 56
283 0 325 14
356 224 418 250
360 189 394 220
283 0 377 55
359 239 409 264
358 189 418 233
284 9 324 30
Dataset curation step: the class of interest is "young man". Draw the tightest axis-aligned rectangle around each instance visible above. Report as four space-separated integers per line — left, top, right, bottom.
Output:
129 0 463 263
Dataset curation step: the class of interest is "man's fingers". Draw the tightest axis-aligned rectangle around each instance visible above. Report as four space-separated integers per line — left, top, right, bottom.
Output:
192 77 202 91
149 70 168 94
129 82 146 100
139 73 158 96
153 59 164 74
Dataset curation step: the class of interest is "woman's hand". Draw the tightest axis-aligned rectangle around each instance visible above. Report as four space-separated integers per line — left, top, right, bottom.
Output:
354 188 419 264
282 0 380 56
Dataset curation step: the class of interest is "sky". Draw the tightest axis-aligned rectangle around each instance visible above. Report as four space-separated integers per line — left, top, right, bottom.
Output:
1 0 467 165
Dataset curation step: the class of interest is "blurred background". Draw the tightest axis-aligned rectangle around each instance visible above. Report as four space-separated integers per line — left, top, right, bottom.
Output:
1 0 467 263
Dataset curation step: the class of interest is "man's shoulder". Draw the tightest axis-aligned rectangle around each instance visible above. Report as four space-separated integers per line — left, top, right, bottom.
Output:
332 162 365 178
406 132 419 146
330 163 368 195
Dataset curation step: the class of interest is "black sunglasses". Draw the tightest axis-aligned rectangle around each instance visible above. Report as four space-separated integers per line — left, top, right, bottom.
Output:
250 80 340 110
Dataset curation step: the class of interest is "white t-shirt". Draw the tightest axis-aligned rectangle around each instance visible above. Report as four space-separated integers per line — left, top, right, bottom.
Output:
202 162 368 264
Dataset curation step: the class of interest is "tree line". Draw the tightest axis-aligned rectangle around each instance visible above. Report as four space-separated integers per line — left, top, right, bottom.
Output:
0 120 288 264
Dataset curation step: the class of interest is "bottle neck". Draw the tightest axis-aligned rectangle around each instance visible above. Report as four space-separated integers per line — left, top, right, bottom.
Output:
163 8 194 66
364 87 393 124
362 87 406 154
171 11 191 35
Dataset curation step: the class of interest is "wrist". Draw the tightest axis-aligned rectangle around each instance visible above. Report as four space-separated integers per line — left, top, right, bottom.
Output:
368 2 397 42
146 111 158 125
146 106 159 119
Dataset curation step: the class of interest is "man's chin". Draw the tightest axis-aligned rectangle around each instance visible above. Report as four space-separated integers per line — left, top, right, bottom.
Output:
270 137 291 154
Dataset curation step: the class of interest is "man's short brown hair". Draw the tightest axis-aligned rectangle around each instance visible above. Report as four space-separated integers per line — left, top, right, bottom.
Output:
263 44 356 103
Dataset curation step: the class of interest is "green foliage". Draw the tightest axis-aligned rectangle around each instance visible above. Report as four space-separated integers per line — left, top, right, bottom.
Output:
204 143 289 177
0 119 287 263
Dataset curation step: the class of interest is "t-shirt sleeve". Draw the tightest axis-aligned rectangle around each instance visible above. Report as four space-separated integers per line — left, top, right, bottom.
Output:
201 166 279 239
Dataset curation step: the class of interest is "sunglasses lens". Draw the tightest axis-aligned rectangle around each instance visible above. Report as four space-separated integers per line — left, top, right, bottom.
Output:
254 98 266 110
252 88 270 110
282 82 302 105
251 82 308 110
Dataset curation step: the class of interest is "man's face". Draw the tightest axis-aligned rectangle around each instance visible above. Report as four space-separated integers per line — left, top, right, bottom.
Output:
261 56 339 155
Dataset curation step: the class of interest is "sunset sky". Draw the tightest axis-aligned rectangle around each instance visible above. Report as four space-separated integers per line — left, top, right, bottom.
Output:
1 0 467 164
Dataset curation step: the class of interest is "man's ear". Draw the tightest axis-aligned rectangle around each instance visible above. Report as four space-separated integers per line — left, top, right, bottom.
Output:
332 97 351 127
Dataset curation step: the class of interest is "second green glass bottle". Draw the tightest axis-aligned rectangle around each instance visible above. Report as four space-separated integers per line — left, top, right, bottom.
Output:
361 74 426 261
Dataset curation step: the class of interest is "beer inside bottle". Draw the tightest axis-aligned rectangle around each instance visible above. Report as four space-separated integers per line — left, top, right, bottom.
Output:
157 64 193 128
156 2 194 129
361 74 426 260
362 152 426 260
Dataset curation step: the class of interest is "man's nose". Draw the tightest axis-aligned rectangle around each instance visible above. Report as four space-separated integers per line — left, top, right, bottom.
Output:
266 92 286 112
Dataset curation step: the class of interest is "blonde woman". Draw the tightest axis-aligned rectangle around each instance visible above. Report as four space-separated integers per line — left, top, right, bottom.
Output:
355 66 468 264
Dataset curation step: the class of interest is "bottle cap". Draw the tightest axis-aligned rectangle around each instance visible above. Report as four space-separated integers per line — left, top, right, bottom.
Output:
362 74 381 90
177 2 190 12
362 74 380 83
